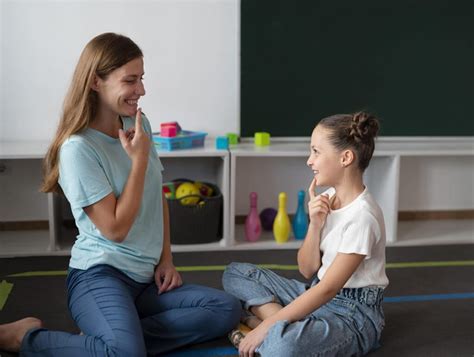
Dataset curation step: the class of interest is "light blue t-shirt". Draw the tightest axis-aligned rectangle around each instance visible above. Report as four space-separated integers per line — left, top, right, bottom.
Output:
58 115 163 283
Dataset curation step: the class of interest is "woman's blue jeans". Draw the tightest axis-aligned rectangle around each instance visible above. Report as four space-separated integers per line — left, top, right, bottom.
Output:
20 264 240 356
222 262 385 357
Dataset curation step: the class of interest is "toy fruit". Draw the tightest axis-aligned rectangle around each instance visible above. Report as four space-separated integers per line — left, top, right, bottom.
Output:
162 182 176 199
176 182 200 205
195 182 214 197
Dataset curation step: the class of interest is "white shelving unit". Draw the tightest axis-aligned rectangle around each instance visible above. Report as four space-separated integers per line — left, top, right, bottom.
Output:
229 142 400 248
229 138 474 249
157 143 230 251
0 140 230 254
1 137 473 256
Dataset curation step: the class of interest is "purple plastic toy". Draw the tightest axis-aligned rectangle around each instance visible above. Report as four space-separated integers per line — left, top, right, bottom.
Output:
259 207 277 231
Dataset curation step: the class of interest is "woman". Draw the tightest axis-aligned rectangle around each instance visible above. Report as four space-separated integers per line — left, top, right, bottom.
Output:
0 32 240 356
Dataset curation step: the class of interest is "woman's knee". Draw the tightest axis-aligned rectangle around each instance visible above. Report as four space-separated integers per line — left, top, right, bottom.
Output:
101 335 147 357
208 291 241 334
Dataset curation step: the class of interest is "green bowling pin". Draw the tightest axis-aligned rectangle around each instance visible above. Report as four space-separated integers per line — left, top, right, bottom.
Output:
273 192 290 244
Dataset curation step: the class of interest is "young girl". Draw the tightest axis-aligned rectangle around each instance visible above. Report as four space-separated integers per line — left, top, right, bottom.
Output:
223 112 389 357
0 32 240 356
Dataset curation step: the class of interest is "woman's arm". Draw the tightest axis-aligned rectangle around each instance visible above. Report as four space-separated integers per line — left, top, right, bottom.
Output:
154 192 182 294
160 191 173 264
83 110 150 243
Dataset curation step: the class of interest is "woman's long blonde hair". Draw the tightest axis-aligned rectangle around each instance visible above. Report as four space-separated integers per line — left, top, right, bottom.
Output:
41 33 143 193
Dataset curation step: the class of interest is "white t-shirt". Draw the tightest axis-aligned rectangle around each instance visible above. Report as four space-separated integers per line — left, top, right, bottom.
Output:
317 187 389 288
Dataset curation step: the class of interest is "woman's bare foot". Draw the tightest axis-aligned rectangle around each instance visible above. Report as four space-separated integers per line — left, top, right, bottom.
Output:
0 317 42 352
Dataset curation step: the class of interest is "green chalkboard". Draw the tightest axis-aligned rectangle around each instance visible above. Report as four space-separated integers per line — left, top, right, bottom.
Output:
241 0 474 137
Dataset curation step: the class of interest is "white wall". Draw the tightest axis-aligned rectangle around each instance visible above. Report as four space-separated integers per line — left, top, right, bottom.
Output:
0 0 239 141
0 1 473 222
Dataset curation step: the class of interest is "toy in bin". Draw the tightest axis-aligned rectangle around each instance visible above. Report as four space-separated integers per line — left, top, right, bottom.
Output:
160 122 182 137
162 181 214 206
165 179 223 245
153 121 207 151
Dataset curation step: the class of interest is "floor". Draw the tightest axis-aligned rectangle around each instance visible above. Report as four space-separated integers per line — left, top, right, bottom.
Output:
0 244 473 356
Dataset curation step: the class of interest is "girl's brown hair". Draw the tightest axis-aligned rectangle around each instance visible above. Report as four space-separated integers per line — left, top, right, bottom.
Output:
318 112 380 171
41 33 143 193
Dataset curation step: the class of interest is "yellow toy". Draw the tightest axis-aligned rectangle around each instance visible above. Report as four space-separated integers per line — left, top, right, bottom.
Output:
176 182 200 205
273 192 290 243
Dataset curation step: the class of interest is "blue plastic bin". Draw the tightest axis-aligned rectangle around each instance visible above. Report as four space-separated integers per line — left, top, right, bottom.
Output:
153 131 207 151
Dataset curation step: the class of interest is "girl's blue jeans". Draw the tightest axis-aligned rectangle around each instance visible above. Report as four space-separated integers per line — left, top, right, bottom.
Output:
20 264 240 356
222 262 385 357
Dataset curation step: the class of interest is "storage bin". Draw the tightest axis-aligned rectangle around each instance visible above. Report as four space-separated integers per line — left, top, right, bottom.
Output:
166 181 223 244
153 131 207 151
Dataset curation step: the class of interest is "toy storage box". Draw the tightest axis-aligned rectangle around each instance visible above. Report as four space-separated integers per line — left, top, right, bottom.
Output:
153 131 207 151
166 182 223 244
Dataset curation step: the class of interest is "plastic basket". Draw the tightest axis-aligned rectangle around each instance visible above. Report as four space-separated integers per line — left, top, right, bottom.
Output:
153 131 207 151
166 181 223 244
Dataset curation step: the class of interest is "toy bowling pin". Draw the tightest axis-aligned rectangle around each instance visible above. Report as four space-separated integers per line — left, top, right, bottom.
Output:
273 192 290 244
292 190 308 240
245 192 262 242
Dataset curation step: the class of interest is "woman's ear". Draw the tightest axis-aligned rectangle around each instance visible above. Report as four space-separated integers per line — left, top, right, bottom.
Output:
341 149 355 167
90 75 100 92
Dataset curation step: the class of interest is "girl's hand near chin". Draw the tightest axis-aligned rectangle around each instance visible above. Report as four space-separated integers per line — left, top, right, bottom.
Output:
307 178 330 230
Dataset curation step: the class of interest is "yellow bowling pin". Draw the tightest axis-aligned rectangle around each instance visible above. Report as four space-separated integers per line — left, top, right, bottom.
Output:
273 192 290 244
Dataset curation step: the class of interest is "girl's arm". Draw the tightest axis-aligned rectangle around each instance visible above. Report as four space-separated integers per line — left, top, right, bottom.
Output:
83 110 150 243
297 178 331 279
297 222 323 279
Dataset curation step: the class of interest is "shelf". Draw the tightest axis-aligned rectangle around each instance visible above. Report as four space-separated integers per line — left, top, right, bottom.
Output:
233 138 474 157
1 138 473 256
393 219 474 247
233 224 304 250
0 140 50 159
229 145 400 244
1 219 472 257
0 230 71 257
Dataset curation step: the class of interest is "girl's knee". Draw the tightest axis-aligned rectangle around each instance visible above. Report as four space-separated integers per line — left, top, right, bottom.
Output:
223 262 257 282
258 321 307 357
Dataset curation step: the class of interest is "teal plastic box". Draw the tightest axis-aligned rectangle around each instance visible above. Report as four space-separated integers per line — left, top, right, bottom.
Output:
153 131 207 151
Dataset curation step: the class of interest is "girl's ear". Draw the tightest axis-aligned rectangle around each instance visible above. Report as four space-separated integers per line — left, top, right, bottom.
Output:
341 149 355 167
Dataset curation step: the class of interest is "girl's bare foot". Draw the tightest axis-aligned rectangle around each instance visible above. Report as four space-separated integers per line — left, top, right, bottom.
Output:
242 315 262 329
0 317 42 352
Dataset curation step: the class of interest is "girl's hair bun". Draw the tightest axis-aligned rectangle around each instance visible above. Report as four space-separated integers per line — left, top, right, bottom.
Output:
350 112 379 143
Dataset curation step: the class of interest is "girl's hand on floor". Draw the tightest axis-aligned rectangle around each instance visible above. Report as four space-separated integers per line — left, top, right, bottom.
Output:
154 260 183 294
238 321 270 357
307 178 330 229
